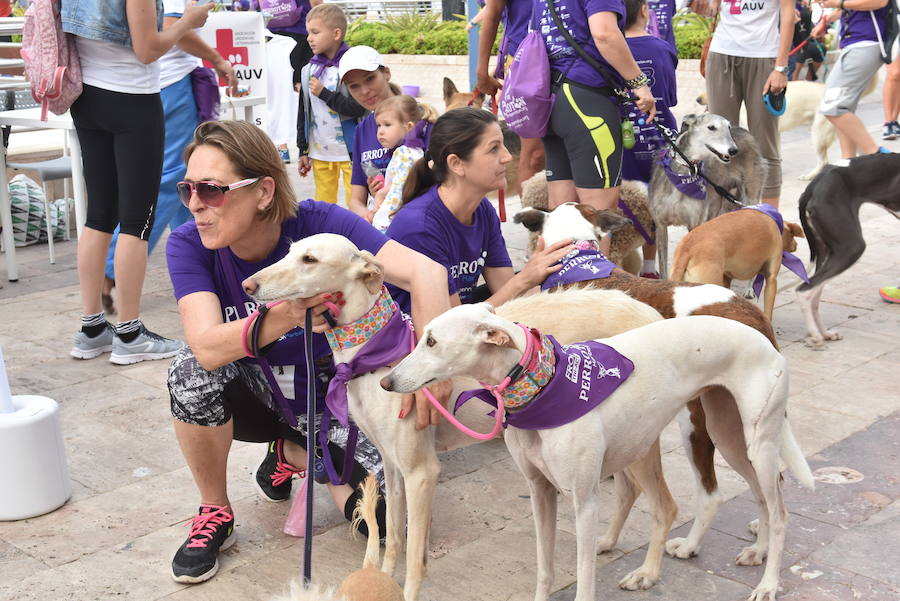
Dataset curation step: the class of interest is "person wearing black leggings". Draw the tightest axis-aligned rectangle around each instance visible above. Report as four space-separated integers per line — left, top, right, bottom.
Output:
63 0 212 364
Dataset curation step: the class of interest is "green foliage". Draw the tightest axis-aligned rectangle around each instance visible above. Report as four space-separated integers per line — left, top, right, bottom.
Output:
672 8 713 60
345 14 500 56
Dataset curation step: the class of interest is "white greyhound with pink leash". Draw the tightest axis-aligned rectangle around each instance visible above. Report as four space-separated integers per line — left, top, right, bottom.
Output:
244 233 670 600
382 303 814 601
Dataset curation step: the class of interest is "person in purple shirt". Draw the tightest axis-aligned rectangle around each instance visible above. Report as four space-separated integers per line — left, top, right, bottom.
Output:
476 0 547 194
337 46 407 222
164 120 451 584
647 0 676 47
621 0 679 278
386 107 574 315
815 0 892 162
533 0 655 256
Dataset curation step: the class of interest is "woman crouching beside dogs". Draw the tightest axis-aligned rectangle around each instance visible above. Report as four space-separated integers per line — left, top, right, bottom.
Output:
164 120 452 585
385 107 575 315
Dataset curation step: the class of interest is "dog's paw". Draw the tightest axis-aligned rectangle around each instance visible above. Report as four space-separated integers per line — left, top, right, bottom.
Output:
747 519 759 536
803 337 827 350
596 535 616 554
665 537 699 559
823 330 842 341
619 568 659 591
735 544 767 566
746 582 778 601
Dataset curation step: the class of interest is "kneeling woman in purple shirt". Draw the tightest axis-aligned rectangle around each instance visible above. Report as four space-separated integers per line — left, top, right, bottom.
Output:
386 107 575 314
164 120 451 584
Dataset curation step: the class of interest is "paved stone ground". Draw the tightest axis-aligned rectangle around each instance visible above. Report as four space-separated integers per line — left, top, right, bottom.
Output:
0 87 898 601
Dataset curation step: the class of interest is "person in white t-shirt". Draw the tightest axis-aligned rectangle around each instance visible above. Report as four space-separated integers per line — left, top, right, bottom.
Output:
691 0 795 208
102 0 237 316
63 0 212 365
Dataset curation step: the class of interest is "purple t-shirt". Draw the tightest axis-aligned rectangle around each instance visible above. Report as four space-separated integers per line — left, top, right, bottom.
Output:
647 0 676 48
351 113 394 187
621 35 679 183
839 8 888 49
532 0 626 89
166 201 388 407
502 0 534 58
265 0 311 35
385 185 512 313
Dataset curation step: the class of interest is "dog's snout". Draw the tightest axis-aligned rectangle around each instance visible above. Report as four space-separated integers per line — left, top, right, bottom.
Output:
380 374 395 391
242 278 259 296
728 146 738 156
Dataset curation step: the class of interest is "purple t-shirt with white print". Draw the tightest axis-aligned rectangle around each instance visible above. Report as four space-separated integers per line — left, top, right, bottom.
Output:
166 201 388 405
839 7 888 49
532 0 626 89
647 0 676 47
502 0 535 58
621 35 679 183
265 0 312 35
351 113 393 187
385 185 512 313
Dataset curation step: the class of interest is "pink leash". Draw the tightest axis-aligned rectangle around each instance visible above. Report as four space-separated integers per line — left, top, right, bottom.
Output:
418 323 539 440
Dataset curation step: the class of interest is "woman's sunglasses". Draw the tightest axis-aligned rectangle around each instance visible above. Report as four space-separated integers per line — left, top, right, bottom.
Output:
176 177 260 208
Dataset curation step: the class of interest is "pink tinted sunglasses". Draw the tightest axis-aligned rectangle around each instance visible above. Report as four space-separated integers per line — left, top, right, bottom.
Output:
176 177 260 208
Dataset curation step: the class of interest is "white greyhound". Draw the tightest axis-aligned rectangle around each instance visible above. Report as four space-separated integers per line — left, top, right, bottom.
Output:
244 233 667 600
382 304 814 601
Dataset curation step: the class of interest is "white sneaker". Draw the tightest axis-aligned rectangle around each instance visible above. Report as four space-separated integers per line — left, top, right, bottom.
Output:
110 325 184 365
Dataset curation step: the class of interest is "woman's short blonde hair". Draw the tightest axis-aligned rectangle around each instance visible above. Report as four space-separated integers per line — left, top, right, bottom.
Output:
184 120 297 223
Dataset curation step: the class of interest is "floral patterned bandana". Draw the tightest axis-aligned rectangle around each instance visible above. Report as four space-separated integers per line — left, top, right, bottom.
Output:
325 287 397 351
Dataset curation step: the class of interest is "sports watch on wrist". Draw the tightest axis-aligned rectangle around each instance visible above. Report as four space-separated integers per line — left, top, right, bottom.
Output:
773 65 787 74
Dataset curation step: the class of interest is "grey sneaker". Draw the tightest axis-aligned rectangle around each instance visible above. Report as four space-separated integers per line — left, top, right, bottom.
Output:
110 326 184 365
70 324 114 359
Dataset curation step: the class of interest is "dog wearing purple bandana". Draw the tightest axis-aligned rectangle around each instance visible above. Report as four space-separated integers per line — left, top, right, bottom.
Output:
670 203 808 321
383 303 813 601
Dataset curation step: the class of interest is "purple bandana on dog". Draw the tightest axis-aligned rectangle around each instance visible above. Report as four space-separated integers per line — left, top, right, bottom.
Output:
455 335 634 431
542 241 617 290
742 203 810 297
660 152 706 200
324 289 414 427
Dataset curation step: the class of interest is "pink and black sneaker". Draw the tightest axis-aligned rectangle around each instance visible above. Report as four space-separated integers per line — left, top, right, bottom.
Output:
171 504 235 583
254 439 304 502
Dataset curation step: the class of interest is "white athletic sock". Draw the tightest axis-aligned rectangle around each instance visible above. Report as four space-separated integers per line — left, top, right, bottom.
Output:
642 260 656 273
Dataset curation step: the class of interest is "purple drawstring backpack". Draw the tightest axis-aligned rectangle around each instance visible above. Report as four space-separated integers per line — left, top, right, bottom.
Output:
190 67 220 123
499 27 554 138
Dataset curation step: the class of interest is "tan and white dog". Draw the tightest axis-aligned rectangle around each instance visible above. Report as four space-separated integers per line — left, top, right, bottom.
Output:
382 305 814 601
670 208 806 321
245 233 668 600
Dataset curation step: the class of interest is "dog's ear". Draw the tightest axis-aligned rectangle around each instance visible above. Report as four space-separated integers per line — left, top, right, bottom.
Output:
680 114 698 131
785 221 805 239
593 210 632 236
442 77 458 103
513 208 549 232
353 250 384 294
475 323 517 348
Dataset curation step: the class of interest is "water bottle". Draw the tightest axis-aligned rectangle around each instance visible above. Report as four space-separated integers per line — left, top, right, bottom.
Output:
622 118 636 150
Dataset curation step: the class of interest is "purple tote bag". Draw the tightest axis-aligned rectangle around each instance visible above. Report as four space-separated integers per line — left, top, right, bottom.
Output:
499 30 554 139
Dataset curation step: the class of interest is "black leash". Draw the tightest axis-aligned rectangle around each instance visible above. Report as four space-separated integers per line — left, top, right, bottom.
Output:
250 307 320 585
545 0 745 207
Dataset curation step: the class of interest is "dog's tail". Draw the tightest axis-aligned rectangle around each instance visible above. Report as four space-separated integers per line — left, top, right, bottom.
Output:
350 474 382 570
669 248 689 282
780 417 815 490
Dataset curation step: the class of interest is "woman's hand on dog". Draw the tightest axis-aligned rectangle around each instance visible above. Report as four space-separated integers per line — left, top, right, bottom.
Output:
280 292 345 333
518 238 577 288
398 379 453 430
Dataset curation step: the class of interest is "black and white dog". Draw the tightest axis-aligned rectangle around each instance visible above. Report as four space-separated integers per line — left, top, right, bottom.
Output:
797 152 900 344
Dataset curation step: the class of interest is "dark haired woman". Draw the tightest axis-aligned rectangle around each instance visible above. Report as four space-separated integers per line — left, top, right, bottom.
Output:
385 107 574 314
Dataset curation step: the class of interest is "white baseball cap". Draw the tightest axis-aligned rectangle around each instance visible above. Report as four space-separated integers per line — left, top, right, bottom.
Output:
338 46 385 82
